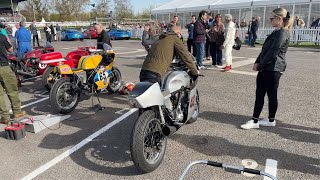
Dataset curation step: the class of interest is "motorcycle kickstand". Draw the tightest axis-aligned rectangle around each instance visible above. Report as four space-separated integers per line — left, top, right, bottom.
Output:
91 86 105 111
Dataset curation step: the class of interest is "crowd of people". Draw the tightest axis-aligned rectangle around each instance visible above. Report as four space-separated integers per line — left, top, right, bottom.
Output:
140 7 294 129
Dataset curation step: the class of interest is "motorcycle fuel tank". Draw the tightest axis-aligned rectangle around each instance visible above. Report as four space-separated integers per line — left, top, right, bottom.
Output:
162 71 190 93
40 52 63 61
24 49 43 59
78 55 102 70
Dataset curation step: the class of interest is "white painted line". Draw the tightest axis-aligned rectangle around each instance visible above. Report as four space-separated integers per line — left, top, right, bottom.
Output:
115 108 129 114
117 49 145 55
21 108 138 180
232 58 256 68
21 97 49 109
264 159 278 180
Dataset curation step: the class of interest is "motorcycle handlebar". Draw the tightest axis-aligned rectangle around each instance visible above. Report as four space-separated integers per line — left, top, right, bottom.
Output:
179 160 277 180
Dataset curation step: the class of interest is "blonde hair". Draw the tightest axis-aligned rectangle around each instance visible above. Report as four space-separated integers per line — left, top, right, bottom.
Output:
171 25 182 34
272 8 294 31
146 21 161 37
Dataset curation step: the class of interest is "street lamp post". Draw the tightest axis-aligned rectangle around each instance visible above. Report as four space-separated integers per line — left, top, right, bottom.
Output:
10 0 15 22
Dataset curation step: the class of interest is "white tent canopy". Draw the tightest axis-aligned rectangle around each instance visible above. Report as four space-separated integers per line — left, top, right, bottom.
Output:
151 0 193 13
177 0 220 12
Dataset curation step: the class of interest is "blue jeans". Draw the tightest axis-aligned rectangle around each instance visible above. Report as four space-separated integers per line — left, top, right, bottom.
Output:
195 42 205 66
210 42 222 66
248 33 253 45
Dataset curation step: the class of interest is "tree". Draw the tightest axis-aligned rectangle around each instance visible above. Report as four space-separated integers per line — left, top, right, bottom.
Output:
91 0 111 19
52 0 90 21
19 0 49 21
113 0 134 21
135 5 155 19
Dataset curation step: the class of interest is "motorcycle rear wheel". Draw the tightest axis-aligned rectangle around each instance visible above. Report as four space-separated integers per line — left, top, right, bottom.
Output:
50 77 79 114
106 67 122 93
131 110 167 173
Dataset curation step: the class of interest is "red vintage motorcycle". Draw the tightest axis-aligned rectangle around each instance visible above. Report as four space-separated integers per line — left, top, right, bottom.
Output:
40 46 96 91
8 42 55 86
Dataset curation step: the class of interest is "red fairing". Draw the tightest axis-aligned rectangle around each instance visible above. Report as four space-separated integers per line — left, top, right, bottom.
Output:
8 54 16 61
66 50 89 68
40 52 63 61
24 49 44 59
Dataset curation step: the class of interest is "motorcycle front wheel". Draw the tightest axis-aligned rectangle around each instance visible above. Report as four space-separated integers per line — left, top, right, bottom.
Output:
106 67 122 93
42 67 55 91
49 77 79 114
131 110 167 173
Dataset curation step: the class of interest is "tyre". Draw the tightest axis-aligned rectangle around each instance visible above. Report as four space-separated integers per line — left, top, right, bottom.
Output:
131 110 167 173
80 38 84 41
106 67 122 93
125 37 130 40
49 77 79 114
186 90 199 124
42 67 55 91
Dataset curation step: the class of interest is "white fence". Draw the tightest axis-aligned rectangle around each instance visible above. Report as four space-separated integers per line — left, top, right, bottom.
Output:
130 27 320 44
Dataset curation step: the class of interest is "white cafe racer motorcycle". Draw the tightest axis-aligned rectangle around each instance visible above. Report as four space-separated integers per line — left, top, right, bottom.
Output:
128 59 200 173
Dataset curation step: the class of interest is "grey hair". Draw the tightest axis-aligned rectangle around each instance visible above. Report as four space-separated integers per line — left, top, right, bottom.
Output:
225 14 232 21
19 21 26 27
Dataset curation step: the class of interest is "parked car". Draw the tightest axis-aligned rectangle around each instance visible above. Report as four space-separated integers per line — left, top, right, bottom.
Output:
61 29 84 41
83 26 98 39
108 28 131 40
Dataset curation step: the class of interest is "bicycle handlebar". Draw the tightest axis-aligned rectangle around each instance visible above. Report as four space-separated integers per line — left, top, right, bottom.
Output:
179 160 277 180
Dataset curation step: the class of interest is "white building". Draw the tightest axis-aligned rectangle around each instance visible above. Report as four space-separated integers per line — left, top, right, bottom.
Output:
151 0 320 28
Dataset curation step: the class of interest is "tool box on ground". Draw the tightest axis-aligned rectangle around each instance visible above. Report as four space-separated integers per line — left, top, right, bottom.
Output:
4 117 34 140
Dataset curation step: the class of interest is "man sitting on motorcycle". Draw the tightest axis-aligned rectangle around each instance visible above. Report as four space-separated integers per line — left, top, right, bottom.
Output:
94 24 112 49
140 25 198 84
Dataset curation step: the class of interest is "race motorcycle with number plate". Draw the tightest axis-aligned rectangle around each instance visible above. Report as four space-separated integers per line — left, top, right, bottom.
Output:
8 42 54 86
49 44 122 114
128 59 200 173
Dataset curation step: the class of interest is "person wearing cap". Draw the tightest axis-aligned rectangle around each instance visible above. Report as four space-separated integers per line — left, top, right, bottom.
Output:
15 21 32 59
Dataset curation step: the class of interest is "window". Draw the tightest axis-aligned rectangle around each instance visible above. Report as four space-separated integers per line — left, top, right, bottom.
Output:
240 8 251 25
230 9 240 25
294 4 310 27
265 6 278 28
310 3 320 27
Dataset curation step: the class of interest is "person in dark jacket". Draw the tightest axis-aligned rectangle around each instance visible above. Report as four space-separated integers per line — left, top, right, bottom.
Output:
141 22 161 52
140 25 198 84
29 20 39 47
250 16 260 47
94 24 112 49
186 15 197 57
194 10 209 69
241 8 294 129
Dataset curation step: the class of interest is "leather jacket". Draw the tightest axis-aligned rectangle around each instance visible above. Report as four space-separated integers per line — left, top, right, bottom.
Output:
255 28 290 72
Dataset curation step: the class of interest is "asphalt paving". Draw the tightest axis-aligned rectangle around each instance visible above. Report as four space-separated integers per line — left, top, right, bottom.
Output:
0 39 319 180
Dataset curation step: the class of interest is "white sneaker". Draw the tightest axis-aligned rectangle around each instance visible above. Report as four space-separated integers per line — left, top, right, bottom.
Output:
199 66 206 70
241 120 259 129
259 118 276 127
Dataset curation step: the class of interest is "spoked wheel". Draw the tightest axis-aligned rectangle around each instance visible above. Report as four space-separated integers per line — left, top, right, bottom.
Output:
42 67 55 91
106 67 122 93
49 78 79 114
131 110 167 173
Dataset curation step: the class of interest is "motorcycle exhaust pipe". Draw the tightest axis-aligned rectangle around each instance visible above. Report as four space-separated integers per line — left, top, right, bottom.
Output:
162 125 179 136
16 70 37 77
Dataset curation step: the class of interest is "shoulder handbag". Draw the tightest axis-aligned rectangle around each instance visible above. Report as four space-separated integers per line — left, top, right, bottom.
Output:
233 37 242 50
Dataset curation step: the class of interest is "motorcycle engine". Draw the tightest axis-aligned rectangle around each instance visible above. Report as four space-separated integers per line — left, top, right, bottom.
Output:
169 89 189 122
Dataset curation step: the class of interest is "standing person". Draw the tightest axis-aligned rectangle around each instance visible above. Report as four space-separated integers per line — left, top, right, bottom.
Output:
7 28 17 56
12 23 19 37
44 24 51 42
186 15 197 57
209 14 224 67
29 20 40 47
240 19 247 28
250 16 260 47
241 8 293 129
0 33 26 126
247 21 253 45
15 21 32 59
56 24 61 41
94 24 112 49
220 14 236 71
205 18 211 61
141 22 161 52
167 15 179 32
295 16 305 45
194 10 209 69
234 19 240 28
0 22 8 37
50 24 55 41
